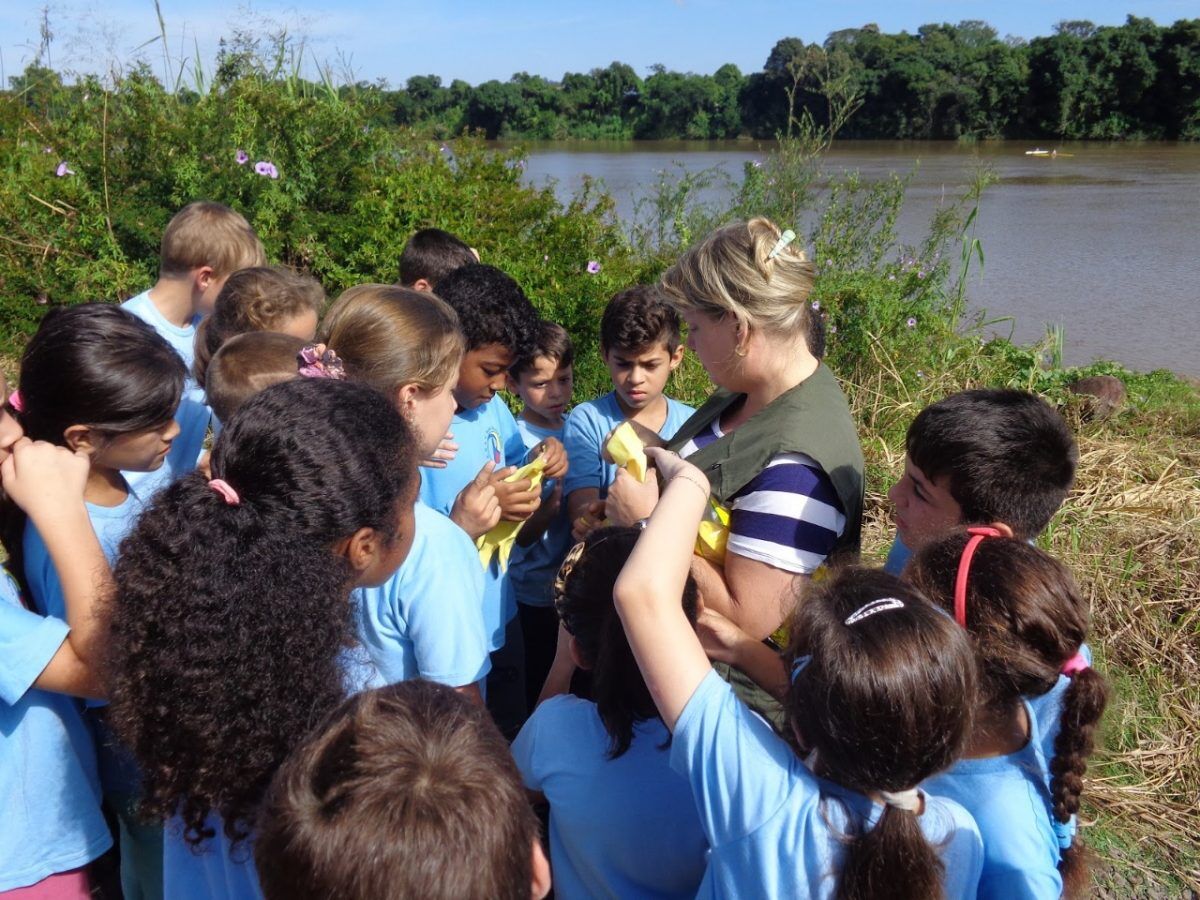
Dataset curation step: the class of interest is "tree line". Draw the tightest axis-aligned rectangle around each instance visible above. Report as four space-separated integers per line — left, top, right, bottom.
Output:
380 16 1198 140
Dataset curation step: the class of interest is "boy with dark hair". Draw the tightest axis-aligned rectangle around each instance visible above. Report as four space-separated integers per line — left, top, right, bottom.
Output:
398 227 479 291
884 387 1084 844
507 322 576 709
122 201 266 497
564 285 693 537
885 388 1079 571
420 264 567 736
255 681 552 900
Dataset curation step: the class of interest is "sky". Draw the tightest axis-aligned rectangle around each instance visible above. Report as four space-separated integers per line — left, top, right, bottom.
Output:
1 0 1194 87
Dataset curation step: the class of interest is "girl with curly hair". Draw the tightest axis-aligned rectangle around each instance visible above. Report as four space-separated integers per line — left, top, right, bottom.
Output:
105 377 420 900
907 532 1108 899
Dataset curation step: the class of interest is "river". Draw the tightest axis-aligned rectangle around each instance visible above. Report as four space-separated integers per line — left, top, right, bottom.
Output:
513 140 1199 376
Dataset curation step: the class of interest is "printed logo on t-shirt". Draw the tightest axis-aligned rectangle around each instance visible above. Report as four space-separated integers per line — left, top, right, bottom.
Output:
485 429 503 465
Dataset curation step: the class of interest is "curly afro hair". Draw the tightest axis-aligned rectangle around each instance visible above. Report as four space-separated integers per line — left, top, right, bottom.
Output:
433 263 539 362
105 377 416 847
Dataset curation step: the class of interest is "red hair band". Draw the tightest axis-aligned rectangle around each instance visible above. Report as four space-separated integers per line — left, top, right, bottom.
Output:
952 526 1004 627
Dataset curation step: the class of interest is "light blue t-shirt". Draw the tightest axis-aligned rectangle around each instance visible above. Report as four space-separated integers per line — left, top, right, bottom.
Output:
163 814 262 900
419 394 528 649
924 701 1063 900
882 532 912 576
510 416 572 608
354 501 491 689
122 289 211 500
0 570 111 891
562 392 694 499
513 695 708 899
672 670 984 899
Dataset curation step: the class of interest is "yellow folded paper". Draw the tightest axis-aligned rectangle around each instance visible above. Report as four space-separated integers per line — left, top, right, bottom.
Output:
606 421 648 483
476 455 547 571
694 500 731 564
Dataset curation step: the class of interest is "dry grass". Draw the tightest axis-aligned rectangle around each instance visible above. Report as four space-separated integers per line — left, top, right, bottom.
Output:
848 362 1200 893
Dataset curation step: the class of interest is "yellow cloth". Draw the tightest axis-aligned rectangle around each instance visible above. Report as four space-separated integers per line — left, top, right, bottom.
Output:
605 421 648 483
476 455 547 571
695 500 731 564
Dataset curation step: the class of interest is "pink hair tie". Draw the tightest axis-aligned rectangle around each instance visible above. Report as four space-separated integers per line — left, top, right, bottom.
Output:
1061 652 1089 677
297 343 346 380
7 390 23 413
952 526 1004 627
208 479 240 505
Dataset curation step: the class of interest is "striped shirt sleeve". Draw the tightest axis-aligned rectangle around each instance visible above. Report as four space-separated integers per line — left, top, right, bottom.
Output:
725 452 845 574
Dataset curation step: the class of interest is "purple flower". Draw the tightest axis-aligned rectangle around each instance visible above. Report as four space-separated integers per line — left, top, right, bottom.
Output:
917 270 926 279
888 274 896 281
55 161 75 177
235 149 249 165
586 261 601 275
751 160 763 169
811 300 820 311
906 317 917 329
828 325 837 334
254 161 279 179
42 146 52 154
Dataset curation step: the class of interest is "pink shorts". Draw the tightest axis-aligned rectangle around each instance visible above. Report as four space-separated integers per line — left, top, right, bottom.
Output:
1 868 90 900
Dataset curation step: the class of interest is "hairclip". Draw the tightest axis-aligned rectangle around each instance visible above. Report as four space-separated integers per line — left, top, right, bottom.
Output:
952 526 1004 627
767 229 797 260
844 597 905 625
790 654 812 683
552 540 588 618
297 344 347 381
208 478 240 506
7 390 23 413
1061 652 1089 677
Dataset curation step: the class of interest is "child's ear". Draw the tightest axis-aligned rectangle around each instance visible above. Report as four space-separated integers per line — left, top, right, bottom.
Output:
62 424 100 456
411 278 434 292
340 526 381 575
530 839 552 900
192 265 216 294
989 521 1016 539
395 383 421 413
668 343 686 371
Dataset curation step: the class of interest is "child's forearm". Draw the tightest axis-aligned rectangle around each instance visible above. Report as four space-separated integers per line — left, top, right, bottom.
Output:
34 505 111 668
728 637 790 701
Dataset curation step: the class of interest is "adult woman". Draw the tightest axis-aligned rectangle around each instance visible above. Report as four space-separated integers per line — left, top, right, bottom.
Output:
607 218 864 652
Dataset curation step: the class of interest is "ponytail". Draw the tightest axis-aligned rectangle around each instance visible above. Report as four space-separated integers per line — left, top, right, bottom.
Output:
106 378 416 846
838 802 945 900
1051 666 1108 897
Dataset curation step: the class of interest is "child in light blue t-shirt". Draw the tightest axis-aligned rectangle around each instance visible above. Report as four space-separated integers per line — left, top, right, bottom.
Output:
506 322 576 709
414 265 566 738
564 286 693 537
513 526 709 900
14 303 186 900
122 201 265 499
907 532 1109 898
0 379 119 895
104 379 422 900
613 448 985 899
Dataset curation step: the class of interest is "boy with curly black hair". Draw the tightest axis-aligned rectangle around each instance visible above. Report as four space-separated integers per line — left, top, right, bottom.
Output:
419 264 567 737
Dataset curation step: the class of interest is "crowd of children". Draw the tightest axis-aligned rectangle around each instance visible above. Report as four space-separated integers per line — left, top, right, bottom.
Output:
0 203 1107 900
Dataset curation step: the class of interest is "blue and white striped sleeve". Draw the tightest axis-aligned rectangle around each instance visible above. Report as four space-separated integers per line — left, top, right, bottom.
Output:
725 453 845 574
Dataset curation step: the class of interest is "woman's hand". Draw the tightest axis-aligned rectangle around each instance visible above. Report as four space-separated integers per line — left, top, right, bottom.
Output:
605 467 659 526
645 446 706 487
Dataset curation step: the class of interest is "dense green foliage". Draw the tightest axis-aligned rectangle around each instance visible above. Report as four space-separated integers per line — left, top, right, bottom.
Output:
370 16 1200 140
